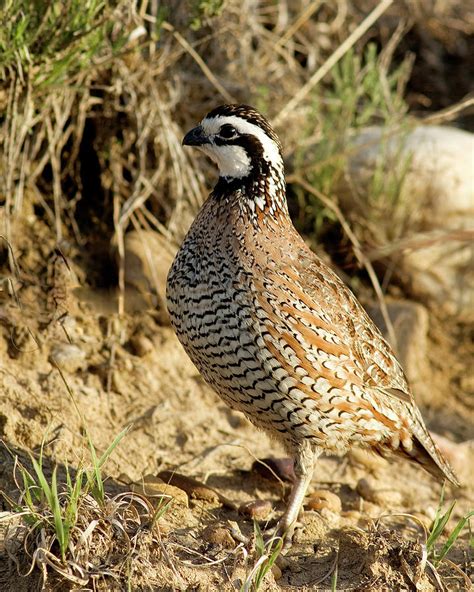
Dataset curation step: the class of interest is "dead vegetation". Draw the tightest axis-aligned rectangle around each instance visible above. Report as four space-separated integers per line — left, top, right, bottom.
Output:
0 0 473 590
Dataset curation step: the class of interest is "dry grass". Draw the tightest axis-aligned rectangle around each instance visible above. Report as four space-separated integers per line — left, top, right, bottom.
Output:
2 0 472 266
2 488 167 588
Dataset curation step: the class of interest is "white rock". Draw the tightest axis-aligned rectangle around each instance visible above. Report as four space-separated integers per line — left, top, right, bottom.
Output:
346 125 473 226
341 125 474 318
49 344 86 373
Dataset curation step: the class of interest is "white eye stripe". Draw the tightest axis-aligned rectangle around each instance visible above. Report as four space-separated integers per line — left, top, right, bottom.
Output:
201 115 282 166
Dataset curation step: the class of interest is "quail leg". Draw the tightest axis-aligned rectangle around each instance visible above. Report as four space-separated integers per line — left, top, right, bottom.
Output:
274 446 318 550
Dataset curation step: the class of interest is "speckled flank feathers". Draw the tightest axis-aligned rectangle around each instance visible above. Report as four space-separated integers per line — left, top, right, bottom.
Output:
167 104 459 542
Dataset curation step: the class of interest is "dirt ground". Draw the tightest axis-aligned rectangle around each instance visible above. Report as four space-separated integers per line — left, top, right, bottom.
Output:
0 206 472 591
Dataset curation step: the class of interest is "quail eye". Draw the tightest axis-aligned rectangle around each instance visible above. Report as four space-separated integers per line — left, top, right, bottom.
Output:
219 125 237 139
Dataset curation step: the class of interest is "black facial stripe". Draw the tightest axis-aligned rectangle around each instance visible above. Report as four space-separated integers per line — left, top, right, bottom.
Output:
234 135 264 160
214 134 265 160
214 136 232 146
206 104 282 151
213 135 276 199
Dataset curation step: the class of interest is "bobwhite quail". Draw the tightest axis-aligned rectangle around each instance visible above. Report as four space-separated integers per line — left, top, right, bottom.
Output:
166 104 459 543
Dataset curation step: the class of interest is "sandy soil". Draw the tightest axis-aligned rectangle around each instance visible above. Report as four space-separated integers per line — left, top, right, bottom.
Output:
0 214 472 591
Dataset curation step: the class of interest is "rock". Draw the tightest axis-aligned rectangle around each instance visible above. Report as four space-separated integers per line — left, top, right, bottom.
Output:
133 475 189 507
157 470 219 503
318 507 341 528
430 433 474 486
157 470 237 509
111 370 128 395
202 524 235 548
118 230 177 318
305 489 342 514
340 510 370 529
339 125 474 319
305 490 342 528
49 343 86 373
238 500 272 521
399 233 473 320
344 126 473 224
365 300 429 398
356 477 403 507
271 563 282 580
129 333 153 357
251 457 295 483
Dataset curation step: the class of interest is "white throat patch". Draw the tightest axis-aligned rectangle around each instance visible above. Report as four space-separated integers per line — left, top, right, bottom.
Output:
199 115 283 179
198 143 251 178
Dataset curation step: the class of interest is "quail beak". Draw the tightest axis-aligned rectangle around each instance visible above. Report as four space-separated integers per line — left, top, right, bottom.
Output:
182 125 210 147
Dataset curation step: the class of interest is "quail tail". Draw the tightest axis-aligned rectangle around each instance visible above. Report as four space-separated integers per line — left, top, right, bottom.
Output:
404 429 460 487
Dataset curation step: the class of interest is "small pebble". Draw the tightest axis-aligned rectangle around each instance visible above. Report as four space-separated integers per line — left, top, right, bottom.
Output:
158 470 219 503
129 334 153 357
202 524 235 549
238 500 272 521
341 510 360 520
305 489 342 514
157 470 237 509
341 510 370 528
271 563 282 580
251 457 295 483
50 344 86 373
319 507 340 528
111 370 128 394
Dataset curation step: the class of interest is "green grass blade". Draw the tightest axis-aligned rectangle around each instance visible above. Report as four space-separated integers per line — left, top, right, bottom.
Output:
85 425 131 504
30 458 68 561
434 511 474 566
31 456 53 507
20 465 40 507
427 500 456 550
253 521 265 556
331 560 338 592
51 467 67 561
97 425 131 469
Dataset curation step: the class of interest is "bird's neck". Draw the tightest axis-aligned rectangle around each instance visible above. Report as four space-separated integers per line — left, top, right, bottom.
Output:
212 158 289 225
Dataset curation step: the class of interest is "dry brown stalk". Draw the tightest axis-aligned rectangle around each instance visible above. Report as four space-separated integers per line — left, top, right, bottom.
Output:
162 22 236 104
273 0 395 126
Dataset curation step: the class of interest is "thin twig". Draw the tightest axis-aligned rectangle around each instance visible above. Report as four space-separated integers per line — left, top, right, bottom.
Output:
273 0 394 126
367 229 474 261
162 22 236 104
273 0 322 51
422 94 474 125
309 546 339 586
